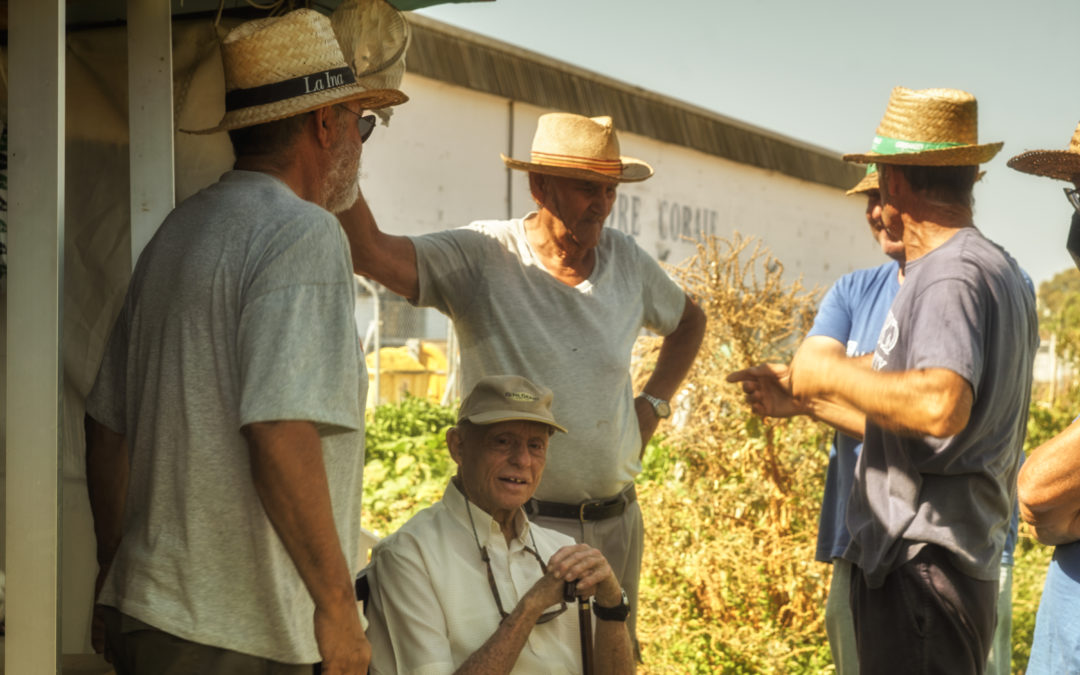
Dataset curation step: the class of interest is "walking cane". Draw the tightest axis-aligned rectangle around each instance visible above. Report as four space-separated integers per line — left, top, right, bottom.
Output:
577 596 595 675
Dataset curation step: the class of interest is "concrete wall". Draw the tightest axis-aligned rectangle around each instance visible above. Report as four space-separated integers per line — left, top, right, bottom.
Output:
356 73 883 347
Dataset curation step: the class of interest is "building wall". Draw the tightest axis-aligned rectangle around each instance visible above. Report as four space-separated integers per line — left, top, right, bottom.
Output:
357 74 884 345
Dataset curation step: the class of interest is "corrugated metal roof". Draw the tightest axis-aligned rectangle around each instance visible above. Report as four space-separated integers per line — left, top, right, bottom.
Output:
405 13 863 190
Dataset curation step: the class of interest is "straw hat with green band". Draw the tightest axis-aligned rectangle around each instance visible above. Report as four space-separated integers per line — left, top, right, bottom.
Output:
843 87 1002 166
1007 122 1080 182
846 167 879 196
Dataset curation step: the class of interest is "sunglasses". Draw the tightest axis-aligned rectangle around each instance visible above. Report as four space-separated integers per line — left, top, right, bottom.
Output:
337 106 376 142
1065 187 1080 214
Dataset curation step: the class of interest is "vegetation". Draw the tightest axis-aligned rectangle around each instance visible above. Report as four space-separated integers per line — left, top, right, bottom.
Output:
361 237 1066 673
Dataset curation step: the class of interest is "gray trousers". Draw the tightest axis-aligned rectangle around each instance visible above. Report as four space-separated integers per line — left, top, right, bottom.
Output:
100 606 315 675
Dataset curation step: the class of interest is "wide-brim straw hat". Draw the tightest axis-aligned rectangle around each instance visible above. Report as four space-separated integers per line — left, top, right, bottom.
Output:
501 113 653 183
846 169 879 196
843 87 1002 167
186 9 407 135
1007 122 1080 182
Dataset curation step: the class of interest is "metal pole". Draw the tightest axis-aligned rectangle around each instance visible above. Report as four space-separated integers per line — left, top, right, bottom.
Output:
356 277 381 407
6 0 65 671
127 0 175 266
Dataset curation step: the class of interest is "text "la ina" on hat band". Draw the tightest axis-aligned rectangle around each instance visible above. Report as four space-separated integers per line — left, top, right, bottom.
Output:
224 66 357 112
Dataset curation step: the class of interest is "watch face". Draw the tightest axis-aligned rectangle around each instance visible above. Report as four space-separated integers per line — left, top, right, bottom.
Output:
656 401 672 418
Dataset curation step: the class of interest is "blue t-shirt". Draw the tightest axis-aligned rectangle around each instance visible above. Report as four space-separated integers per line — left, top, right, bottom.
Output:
807 261 901 562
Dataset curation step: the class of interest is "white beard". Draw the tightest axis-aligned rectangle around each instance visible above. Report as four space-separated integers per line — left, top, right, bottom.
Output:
324 142 362 214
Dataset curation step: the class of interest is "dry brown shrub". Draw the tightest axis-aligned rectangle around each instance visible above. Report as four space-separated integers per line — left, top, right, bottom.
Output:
634 233 835 673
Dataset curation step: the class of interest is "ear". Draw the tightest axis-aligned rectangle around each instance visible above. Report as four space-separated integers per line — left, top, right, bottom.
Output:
312 106 338 150
446 426 465 467
882 164 906 201
528 172 546 207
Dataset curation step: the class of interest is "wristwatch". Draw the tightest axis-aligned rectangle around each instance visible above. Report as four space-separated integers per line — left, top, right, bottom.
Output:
593 588 631 622
639 392 671 419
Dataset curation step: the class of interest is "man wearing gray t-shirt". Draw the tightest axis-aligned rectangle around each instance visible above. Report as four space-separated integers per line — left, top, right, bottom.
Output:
84 11 406 674
785 87 1037 674
340 112 706 651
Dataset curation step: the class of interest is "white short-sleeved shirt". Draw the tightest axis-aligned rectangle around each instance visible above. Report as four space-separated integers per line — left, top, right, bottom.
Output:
366 482 581 674
411 217 687 501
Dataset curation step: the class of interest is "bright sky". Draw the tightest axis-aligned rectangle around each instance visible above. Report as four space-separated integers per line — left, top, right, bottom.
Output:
418 0 1080 287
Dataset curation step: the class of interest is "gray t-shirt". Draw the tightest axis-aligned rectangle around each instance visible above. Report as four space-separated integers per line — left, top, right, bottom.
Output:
844 227 1037 587
412 216 686 501
86 170 366 663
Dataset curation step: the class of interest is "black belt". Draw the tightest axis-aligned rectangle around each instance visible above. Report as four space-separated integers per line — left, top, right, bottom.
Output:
526 485 637 522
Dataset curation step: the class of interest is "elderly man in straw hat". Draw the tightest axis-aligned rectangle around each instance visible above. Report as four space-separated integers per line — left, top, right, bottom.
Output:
728 169 903 674
363 374 635 674
83 9 406 674
1010 122 1080 674
772 87 1037 674
340 112 705 652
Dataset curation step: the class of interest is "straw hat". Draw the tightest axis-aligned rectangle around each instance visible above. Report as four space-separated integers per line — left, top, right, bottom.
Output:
1007 123 1080 182
501 113 653 183
187 9 407 135
843 87 1002 166
458 375 567 433
846 169 879 196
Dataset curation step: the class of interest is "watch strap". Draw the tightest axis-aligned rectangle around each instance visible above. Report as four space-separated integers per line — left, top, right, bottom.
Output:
592 590 630 622
639 392 671 419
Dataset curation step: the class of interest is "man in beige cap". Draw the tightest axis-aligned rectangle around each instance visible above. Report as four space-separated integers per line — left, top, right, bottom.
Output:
1010 122 1080 674
774 87 1036 674
84 9 405 674
365 375 635 674
340 111 706 652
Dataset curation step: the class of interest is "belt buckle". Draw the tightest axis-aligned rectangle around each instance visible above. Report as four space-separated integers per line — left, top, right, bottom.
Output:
578 502 588 522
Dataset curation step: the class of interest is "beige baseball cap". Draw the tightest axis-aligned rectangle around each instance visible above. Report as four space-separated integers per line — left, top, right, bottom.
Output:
457 375 567 433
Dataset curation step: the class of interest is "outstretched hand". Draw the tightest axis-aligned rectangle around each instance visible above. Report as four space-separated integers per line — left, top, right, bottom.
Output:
726 363 807 419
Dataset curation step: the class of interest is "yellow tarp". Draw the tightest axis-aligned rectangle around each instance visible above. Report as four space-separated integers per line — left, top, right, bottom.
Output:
366 342 448 405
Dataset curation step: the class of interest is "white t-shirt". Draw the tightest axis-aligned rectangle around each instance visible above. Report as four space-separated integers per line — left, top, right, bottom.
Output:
87 170 366 663
412 216 686 501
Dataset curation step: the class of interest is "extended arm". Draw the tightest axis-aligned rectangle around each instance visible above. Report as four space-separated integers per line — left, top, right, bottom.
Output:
455 544 633 675
789 338 972 438
244 420 369 674
726 337 869 439
336 187 420 301
1019 417 1080 546
635 294 707 446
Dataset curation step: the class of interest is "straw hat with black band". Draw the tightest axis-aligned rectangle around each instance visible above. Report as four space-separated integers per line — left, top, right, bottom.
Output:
501 113 653 184
1007 122 1080 182
844 87 1002 167
185 9 407 135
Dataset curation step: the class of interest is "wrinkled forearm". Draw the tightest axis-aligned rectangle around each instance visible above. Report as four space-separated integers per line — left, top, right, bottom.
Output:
336 188 420 301
791 343 971 438
452 592 548 675
1020 418 1080 545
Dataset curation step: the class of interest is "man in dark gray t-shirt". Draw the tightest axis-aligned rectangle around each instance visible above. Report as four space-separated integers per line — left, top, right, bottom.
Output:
785 87 1037 675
